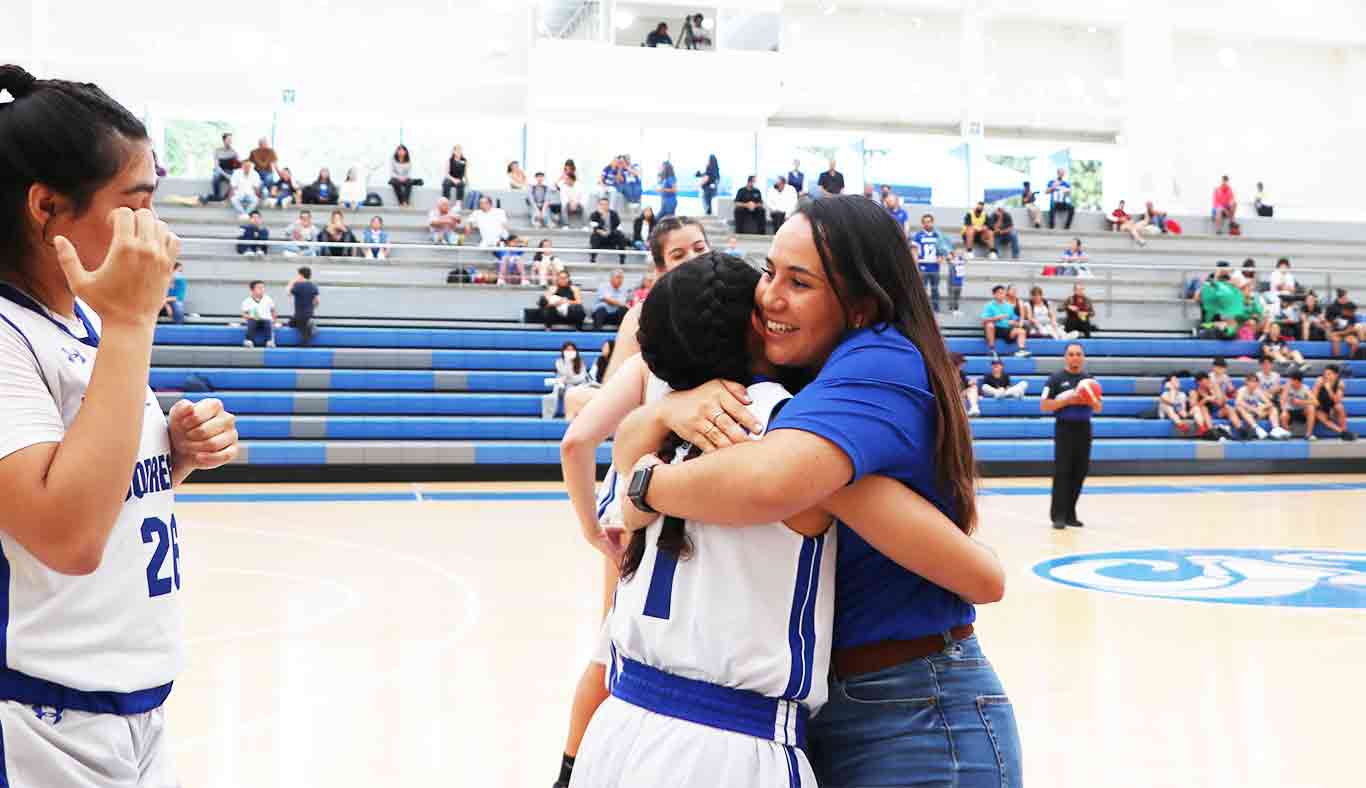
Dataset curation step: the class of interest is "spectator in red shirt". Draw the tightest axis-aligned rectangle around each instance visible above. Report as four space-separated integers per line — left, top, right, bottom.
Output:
1107 199 1147 246
1213 175 1238 235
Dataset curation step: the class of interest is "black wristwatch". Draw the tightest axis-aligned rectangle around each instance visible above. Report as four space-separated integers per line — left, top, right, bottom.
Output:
628 465 659 514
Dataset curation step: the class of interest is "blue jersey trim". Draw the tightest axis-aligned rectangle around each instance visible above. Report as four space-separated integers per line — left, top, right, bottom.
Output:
782 535 821 699
612 656 809 749
785 745 802 787
0 668 172 715
0 543 7 675
0 283 99 348
642 521 680 619
0 715 7 787
596 468 618 520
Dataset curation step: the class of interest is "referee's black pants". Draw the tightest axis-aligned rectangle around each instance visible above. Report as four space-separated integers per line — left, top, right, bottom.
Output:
1051 419 1092 524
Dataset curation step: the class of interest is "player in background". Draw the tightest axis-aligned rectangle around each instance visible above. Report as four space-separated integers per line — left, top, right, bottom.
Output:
0 65 240 786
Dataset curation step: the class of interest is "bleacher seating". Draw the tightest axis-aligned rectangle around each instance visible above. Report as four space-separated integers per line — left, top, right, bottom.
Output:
148 324 1366 477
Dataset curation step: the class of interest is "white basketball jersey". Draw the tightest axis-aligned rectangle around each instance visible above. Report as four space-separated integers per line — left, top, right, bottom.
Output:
0 289 183 697
608 379 837 716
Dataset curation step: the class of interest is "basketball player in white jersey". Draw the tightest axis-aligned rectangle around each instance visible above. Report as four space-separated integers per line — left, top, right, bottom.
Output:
570 254 1005 786
0 65 240 786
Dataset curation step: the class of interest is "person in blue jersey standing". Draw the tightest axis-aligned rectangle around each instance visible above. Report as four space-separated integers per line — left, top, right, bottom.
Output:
0 65 240 787
1041 343 1101 529
614 195 1022 787
1046 167 1074 229
910 213 944 313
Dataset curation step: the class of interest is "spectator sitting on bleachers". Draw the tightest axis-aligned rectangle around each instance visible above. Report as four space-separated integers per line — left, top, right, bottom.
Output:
1324 288 1362 357
1188 372 1221 438
981 358 1028 400
982 285 1031 358
1255 181 1273 217
1281 370 1316 438
240 280 277 348
1300 291 1327 341
1063 283 1095 338
1311 364 1356 440
588 198 628 264
1206 357 1249 436
1236 374 1291 440
1141 200 1168 234
161 262 187 324
495 235 527 286
199 132 239 203
319 210 359 257
633 206 656 250
528 172 552 228
990 206 1019 259
542 341 591 419
303 168 339 205
646 22 673 47
364 216 389 259
557 173 586 227
817 159 844 196
532 239 564 287
1260 322 1309 372
960 202 995 259
287 266 320 345
266 167 299 209
228 160 262 218
1257 355 1284 399
592 269 630 331
1270 258 1296 300
1212 175 1238 235
1020 181 1041 228
1059 238 1088 276
621 155 643 218
283 209 319 257
954 353 981 417
443 145 468 205
1004 285 1026 324
389 145 417 207
1023 286 1073 340
539 269 586 330
507 160 528 190
723 235 741 256
769 176 798 233
340 167 367 211
1046 168 1074 229
248 136 279 188
236 210 269 255
1158 374 1193 433
629 269 656 307
1230 257 1258 295
428 197 463 244
1108 199 1147 246
733 176 765 235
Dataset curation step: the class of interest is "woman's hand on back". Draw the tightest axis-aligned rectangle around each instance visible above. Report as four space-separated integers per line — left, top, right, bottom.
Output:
658 379 759 452
54 207 178 329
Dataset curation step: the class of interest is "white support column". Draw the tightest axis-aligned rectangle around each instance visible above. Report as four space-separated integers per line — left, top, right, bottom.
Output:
1120 15 1178 207
959 5 987 205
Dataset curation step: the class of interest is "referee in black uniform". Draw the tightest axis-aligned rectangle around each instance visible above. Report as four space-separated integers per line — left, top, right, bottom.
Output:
1041 343 1101 529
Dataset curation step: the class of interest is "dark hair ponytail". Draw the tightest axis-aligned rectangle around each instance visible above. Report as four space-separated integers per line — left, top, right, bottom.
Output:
0 65 148 270
619 252 760 581
796 195 979 534
646 215 709 269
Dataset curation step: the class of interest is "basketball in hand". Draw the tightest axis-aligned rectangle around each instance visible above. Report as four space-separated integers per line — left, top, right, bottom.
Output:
1076 379 1103 406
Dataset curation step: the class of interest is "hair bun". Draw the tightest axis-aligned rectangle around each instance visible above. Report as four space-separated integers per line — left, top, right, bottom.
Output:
0 65 38 99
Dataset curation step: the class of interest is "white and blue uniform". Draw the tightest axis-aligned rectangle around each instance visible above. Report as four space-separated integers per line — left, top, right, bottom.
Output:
0 283 182 787
572 379 835 788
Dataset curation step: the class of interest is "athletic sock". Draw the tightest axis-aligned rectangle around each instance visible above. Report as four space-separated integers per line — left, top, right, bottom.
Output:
558 753 575 786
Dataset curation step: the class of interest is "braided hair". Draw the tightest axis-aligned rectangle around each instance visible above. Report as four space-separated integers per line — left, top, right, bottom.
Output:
0 65 149 269
619 252 761 581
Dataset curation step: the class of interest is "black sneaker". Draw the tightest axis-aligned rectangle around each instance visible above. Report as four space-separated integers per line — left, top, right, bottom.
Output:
1343 431 1358 442
1052 520 1068 530
1068 520 1086 528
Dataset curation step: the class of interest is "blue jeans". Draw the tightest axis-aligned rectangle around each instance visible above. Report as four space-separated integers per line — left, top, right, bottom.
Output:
922 270 941 312
809 635 1022 788
702 186 717 215
995 229 1020 259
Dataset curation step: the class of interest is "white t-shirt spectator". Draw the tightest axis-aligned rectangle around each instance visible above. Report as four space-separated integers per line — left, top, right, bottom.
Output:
1270 269 1296 295
340 178 366 206
469 207 510 247
767 185 798 216
558 180 584 207
241 295 275 321
230 168 261 196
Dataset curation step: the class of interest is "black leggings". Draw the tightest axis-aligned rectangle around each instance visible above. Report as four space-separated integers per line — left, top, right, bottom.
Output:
442 178 465 205
390 178 413 205
1050 419 1092 524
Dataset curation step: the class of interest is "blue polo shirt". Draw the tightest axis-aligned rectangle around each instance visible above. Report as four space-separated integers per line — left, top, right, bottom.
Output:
770 326 974 649
981 299 1016 330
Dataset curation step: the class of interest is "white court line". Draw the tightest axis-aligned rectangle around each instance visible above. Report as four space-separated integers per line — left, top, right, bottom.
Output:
185 567 362 645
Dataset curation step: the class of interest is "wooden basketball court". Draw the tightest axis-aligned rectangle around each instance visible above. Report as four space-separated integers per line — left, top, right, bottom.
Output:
164 474 1366 787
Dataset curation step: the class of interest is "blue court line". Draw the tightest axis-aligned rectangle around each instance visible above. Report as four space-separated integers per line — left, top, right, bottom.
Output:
176 481 1366 504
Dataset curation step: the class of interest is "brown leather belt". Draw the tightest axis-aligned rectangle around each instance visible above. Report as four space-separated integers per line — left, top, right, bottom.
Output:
832 625 975 680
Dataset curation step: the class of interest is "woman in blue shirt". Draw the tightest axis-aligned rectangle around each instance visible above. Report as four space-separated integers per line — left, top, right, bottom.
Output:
615 196 1022 786
657 160 678 218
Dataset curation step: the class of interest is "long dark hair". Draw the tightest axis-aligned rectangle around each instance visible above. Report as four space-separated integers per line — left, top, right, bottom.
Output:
0 64 148 270
647 215 709 268
593 339 615 382
559 341 582 375
795 195 978 534
393 144 410 163
620 253 760 581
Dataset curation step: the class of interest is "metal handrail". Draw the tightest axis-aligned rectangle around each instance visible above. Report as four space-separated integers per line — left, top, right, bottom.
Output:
178 236 650 258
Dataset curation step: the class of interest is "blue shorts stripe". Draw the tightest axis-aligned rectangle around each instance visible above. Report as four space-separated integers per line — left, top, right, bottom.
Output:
797 533 826 700
782 537 818 698
785 746 801 787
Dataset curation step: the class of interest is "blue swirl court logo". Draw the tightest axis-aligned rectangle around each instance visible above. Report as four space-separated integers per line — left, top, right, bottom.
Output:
1033 549 1366 608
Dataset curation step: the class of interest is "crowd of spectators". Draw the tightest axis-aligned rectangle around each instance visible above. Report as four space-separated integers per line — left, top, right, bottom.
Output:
1157 354 1352 441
